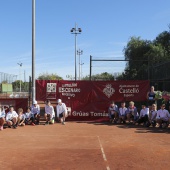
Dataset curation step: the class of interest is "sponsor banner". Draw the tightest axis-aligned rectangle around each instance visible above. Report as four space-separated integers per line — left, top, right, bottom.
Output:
0 98 28 113
36 80 149 120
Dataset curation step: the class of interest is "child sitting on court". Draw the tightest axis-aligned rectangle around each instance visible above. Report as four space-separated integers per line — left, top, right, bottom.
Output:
118 102 127 124
24 107 35 126
147 104 157 127
156 104 170 128
0 106 6 131
126 101 138 124
108 101 119 123
44 100 55 125
17 108 25 126
136 103 149 126
6 106 18 129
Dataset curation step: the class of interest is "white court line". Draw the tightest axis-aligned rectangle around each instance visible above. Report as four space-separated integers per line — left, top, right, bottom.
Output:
97 136 110 170
3 135 97 137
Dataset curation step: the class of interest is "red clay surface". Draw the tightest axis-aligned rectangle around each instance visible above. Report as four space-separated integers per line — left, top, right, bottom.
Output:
0 122 170 170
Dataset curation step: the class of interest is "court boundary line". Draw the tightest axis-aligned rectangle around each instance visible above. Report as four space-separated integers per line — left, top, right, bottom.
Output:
97 136 110 170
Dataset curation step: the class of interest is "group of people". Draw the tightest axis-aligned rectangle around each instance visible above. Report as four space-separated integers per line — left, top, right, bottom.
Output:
108 86 170 128
108 101 170 128
0 99 68 131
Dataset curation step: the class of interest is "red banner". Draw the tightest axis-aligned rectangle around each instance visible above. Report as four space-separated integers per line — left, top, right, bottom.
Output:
36 80 149 121
0 98 28 113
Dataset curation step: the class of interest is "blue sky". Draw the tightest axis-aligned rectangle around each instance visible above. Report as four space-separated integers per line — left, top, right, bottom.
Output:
0 0 170 81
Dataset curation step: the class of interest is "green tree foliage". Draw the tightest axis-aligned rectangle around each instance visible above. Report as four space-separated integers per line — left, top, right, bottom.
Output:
37 73 63 80
154 31 170 56
119 29 170 80
12 80 30 92
122 37 152 80
82 72 114 80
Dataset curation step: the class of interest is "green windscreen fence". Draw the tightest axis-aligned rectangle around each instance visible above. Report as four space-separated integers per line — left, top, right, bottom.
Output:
1 84 13 93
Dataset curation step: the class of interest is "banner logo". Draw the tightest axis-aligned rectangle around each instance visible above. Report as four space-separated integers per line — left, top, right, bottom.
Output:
46 83 57 99
47 83 56 92
103 84 115 98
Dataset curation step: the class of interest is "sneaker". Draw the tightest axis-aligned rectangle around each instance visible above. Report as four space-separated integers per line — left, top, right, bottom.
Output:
12 124 17 129
45 122 49 125
162 123 167 129
0 126 3 131
32 123 35 126
62 121 65 125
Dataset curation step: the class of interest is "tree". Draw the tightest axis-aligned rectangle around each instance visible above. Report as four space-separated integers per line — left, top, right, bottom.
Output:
154 31 170 56
82 72 114 80
12 80 30 92
37 73 63 80
122 34 170 80
123 36 152 80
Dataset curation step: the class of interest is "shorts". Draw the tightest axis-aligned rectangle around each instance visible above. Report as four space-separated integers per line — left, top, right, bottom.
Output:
18 119 24 123
59 113 63 118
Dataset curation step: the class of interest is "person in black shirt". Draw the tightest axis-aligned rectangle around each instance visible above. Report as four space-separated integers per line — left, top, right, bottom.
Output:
147 86 156 110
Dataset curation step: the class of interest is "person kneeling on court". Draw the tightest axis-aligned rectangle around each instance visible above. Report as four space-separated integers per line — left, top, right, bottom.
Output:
56 99 68 125
156 104 170 128
0 106 6 131
31 100 40 125
136 103 149 126
108 101 119 123
24 107 35 126
126 101 138 124
146 104 157 127
44 100 55 125
118 102 127 124
17 108 25 126
6 106 18 129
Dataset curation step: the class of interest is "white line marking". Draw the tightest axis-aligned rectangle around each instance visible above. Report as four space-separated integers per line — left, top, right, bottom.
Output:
97 136 110 170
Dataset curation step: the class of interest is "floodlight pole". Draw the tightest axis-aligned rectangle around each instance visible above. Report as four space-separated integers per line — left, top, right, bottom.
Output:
32 0 36 103
17 63 22 93
70 24 82 81
77 49 83 80
80 61 84 80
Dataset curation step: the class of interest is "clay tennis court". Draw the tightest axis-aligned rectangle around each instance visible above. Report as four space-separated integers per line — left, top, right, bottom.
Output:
0 122 170 170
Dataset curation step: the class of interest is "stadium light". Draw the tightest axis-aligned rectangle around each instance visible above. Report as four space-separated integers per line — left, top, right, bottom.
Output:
70 24 82 81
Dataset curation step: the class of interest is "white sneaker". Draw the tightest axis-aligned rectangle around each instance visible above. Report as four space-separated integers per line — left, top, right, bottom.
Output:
62 122 65 125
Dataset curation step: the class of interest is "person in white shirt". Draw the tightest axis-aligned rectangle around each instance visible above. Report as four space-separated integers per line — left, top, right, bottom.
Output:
126 101 139 123
118 102 127 124
44 100 55 125
6 106 18 129
17 108 26 126
136 103 149 126
147 104 157 127
31 100 40 125
0 106 6 131
156 104 170 128
24 107 35 126
56 99 67 125
108 101 119 123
